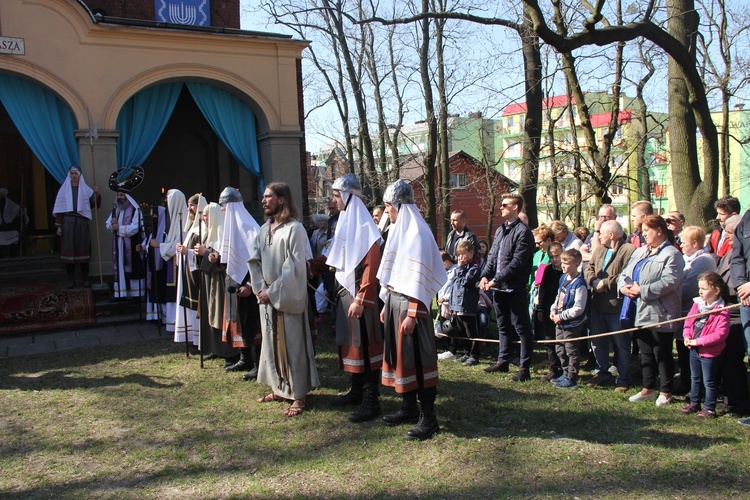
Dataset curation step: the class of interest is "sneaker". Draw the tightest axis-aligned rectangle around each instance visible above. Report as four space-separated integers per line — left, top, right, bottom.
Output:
455 354 470 363
655 395 673 407
587 374 614 387
551 373 567 384
551 375 571 387
463 356 479 366
608 365 619 376
437 351 455 361
629 391 658 402
484 363 509 373
738 417 750 426
555 377 578 389
682 402 701 414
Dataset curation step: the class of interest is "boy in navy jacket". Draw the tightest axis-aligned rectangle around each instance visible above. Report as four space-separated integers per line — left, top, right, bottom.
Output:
550 249 588 389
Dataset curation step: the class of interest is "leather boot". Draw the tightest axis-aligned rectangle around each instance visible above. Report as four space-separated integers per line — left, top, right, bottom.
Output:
348 373 381 423
66 265 76 289
406 387 439 440
382 390 419 426
226 347 251 372
331 372 364 406
80 263 91 288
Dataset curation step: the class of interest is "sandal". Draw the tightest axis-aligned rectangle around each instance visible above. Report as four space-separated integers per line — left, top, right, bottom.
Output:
284 399 307 417
257 393 285 403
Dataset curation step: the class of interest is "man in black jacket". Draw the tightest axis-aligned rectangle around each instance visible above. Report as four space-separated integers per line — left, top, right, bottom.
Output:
480 193 535 381
445 210 479 261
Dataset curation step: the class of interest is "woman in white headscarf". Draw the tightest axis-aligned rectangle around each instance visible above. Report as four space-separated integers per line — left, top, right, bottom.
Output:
52 166 101 288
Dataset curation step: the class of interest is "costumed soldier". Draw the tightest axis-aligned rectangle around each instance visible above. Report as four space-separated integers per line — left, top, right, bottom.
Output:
327 174 385 423
174 193 207 347
217 187 263 379
105 166 145 299
377 179 447 440
52 166 101 288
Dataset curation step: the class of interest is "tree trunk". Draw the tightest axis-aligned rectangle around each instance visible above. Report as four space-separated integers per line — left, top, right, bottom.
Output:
519 13 542 229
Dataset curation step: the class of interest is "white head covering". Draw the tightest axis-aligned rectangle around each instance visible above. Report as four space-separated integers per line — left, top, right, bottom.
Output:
203 202 225 250
119 193 140 212
52 167 95 220
1 193 20 224
376 200 447 308
184 194 207 243
220 200 261 284
165 189 187 244
327 192 382 296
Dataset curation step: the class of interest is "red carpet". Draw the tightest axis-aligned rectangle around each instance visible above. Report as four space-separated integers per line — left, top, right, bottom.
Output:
0 282 96 335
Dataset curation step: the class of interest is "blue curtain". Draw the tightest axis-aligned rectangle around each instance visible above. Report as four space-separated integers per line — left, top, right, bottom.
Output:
186 82 262 183
0 74 79 183
116 82 182 169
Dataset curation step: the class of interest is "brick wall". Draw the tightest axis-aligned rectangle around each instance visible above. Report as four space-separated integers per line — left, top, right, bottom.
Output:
84 0 240 29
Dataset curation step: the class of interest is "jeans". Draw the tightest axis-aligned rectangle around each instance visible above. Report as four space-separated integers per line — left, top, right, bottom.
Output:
589 308 632 387
741 305 750 356
635 329 674 394
690 349 721 411
494 288 533 370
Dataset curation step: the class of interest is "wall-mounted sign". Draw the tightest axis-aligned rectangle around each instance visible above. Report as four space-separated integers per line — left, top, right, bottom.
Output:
0 37 25 55
155 0 210 27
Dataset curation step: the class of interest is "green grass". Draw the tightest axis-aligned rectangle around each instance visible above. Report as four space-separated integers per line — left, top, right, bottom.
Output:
1 325 750 498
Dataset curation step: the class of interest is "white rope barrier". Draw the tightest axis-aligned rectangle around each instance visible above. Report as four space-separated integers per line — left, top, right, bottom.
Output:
435 303 741 345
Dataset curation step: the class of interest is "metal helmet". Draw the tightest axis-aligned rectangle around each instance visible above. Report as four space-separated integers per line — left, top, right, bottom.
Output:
218 187 243 206
331 173 362 197
382 179 414 205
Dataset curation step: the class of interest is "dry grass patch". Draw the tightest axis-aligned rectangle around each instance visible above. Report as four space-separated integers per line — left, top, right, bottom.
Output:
1 327 750 498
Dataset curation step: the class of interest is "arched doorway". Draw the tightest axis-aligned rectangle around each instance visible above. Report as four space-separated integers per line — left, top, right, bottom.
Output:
0 76 77 258
114 82 265 219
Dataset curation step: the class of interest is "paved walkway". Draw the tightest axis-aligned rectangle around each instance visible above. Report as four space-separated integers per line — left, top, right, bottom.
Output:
0 321 168 359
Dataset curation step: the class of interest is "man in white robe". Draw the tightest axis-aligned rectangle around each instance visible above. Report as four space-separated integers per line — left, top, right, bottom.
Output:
151 189 186 333
106 192 145 299
249 182 320 417
0 188 28 257
174 193 207 346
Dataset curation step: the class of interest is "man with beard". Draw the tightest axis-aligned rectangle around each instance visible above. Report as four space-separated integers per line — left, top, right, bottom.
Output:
215 187 262 379
52 166 101 288
105 166 145 299
151 189 187 333
377 180 447 440
327 174 384 423
174 193 207 347
249 182 320 417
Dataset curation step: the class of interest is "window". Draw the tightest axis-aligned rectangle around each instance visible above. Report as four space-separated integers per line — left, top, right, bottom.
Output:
508 116 514 127
450 173 468 189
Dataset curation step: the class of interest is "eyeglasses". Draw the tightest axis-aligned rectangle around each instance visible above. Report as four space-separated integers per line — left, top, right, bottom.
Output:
501 203 513 208
597 215 610 220
665 219 676 224
534 241 543 246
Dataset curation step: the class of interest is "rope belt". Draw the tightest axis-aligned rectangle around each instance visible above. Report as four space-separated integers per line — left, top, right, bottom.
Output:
436 303 742 344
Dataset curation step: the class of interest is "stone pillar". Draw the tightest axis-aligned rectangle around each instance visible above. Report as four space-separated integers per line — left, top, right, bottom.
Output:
257 130 305 213
75 129 119 282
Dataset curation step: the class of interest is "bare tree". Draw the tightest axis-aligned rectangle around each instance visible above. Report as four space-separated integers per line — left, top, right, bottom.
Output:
697 0 750 197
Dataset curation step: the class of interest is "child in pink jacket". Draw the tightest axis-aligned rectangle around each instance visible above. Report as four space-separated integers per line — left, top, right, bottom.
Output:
682 271 731 418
